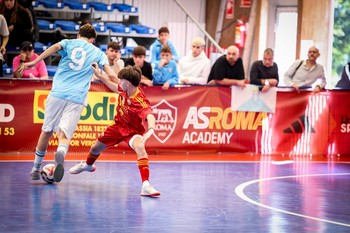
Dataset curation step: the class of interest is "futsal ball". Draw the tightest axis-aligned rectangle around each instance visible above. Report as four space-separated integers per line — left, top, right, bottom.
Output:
41 163 55 183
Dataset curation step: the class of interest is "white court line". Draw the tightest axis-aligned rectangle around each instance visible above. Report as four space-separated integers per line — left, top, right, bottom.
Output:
235 173 350 227
271 160 294 165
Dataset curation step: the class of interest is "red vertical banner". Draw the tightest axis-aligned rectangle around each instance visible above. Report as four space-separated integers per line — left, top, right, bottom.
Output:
226 0 234 19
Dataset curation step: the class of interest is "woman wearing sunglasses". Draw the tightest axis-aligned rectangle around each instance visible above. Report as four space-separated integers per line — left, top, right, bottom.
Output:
12 41 48 79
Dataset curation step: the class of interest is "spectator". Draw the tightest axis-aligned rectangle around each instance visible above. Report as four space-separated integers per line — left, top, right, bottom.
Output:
335 62 350 89
177 37 211 85
284 45 326 93
0 0 35 47
12 41 48 79
153 45 179 90
92 41 124 81
207 45 245 87
150 26 179 66
125 45 153 86
0 13 9 76
17 0 39 42
249 48 279 92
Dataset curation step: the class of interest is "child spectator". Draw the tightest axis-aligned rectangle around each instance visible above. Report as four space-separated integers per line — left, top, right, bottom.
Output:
153 45 179 90
92 41 124 81
125 45 153 86
150 26 179 66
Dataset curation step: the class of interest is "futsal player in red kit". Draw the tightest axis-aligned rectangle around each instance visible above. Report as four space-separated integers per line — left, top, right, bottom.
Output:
69 65 160 196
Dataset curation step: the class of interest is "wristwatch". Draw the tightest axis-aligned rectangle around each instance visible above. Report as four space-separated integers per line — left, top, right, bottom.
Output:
264 80 270 86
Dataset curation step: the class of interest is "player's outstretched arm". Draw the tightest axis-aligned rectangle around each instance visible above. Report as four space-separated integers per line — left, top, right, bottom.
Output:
92 63 119 93
103 64 120 85
25 43 61 68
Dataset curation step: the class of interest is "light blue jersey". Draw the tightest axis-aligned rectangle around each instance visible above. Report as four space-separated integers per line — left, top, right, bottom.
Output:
50 39 109 105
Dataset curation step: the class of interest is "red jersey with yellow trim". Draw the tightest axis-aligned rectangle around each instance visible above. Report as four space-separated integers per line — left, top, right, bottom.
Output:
115 86 153 136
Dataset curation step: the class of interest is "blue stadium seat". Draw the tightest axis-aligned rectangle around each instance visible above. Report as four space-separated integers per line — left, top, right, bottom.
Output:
91 22 107 32
89 2 113 11
46 65 58 77
3 65 13 76
38 0 64 9
99 44 107 52
55 20 80 31
37 19 57 30
63 0 90 10
129 24 156 35
34 42 48 53
105 23 130 34
112 3 138 13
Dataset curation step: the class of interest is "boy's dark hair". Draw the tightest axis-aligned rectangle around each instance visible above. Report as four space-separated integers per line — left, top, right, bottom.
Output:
118 66 141 87
160 45 172 54
132 46 146 56
158 26 169 35
79 24 97 39
108 41 121 51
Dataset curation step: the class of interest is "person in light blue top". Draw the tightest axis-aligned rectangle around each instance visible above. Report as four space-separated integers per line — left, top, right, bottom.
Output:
153 45 179 90
22 24 119 183
150 26 179 66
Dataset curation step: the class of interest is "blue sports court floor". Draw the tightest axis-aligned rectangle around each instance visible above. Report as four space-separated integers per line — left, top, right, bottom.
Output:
0 158 349 233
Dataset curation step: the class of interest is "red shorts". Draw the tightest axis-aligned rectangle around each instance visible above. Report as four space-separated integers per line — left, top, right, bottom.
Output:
98 123 143 147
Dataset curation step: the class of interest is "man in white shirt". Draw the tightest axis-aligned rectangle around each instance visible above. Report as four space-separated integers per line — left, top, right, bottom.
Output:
178 37 211 85
284 46 326 93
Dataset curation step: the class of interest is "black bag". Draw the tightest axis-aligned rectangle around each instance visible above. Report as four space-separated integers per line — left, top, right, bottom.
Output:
335 62 350 89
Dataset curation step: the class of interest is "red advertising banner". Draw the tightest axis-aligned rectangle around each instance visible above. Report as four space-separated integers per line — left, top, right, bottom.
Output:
0 79 349 157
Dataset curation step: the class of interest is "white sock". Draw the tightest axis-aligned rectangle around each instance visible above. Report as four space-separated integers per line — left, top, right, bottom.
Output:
34 148 46 170
142 180 150 187
57 144 68 157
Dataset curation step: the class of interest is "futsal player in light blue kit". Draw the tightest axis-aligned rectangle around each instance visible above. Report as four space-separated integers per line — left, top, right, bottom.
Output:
22 24 119 182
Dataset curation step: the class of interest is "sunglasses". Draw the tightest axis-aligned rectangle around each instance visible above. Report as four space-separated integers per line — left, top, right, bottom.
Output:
22 47 33 52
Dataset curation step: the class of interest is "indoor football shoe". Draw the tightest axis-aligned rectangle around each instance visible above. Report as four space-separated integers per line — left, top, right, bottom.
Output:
141 184 161 197
53 150 65 182
30 168 40 180
69 161 96 174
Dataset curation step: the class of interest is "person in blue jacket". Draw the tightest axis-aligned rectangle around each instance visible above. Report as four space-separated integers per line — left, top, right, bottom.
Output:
153 45 179 90
150 26 179 66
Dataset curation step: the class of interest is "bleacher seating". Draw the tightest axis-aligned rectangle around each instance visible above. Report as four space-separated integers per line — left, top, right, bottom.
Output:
27 0 156 77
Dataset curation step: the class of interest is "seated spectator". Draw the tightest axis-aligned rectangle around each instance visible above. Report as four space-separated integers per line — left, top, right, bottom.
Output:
249 48 279 92
207 45 245 87
284 45 326 93
12 41 48 79
335 62 350 89
150 26 179 66
92 41 124 81
177 37 211 85
153 45 179 90
125 45 153 86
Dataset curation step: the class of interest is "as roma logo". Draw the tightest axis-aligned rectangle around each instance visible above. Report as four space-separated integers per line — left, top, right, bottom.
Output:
151 99 177 143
